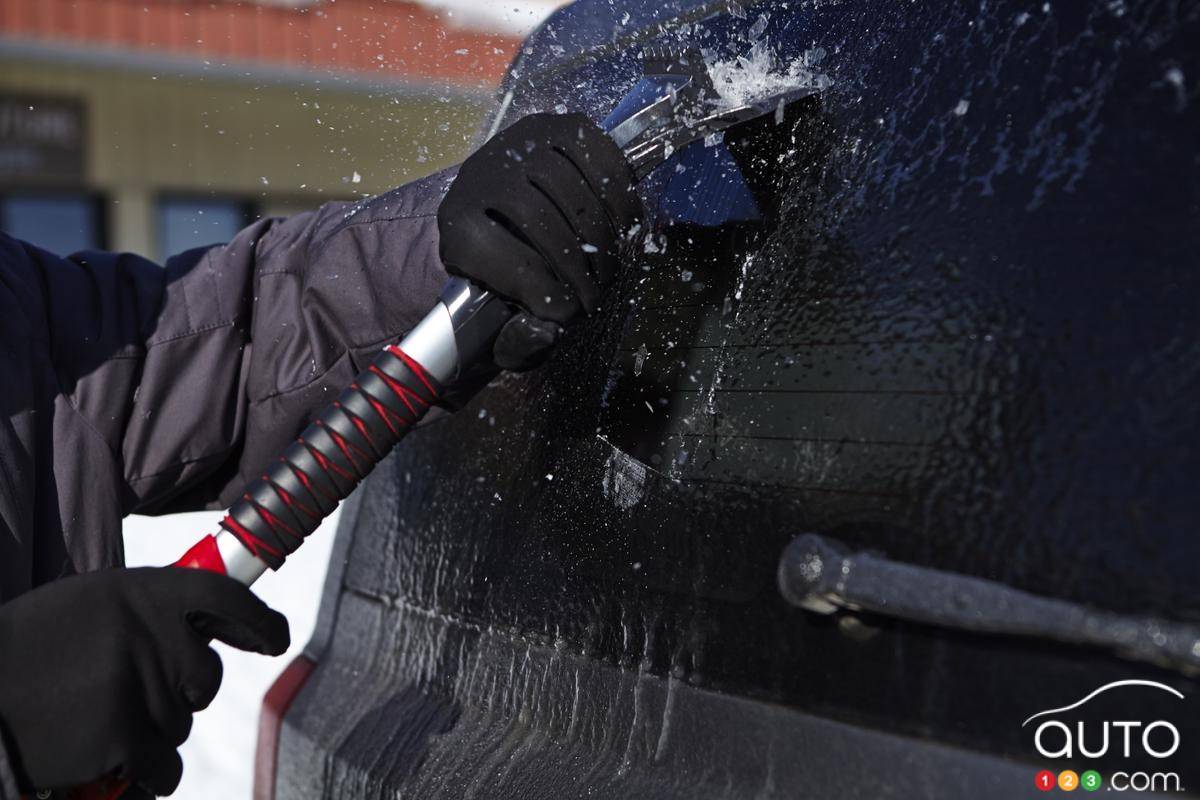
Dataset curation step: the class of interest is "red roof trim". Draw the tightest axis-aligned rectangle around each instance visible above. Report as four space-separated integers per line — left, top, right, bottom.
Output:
0 0 519 87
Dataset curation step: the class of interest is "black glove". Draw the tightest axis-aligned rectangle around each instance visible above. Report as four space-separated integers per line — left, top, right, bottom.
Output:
437 112 642 370
0 567 289 795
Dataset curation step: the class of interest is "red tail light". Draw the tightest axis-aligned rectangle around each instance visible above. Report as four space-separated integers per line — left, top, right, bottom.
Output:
254 655 317 800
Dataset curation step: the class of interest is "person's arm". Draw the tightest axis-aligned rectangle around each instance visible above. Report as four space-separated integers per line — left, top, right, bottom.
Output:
66 170 454 516
141 170 462 513
75 113 639 519
18 113 639 524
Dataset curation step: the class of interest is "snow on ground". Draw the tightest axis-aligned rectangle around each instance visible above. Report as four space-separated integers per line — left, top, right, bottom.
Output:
123 508 340 799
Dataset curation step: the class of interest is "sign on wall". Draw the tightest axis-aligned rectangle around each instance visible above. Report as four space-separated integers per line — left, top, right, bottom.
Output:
0 93 86 183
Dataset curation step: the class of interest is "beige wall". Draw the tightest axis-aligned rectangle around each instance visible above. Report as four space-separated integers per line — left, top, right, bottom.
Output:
0 57 490 254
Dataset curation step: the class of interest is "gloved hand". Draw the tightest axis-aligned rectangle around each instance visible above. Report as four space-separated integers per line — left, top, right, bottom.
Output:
0 567 289 795
438 112 642 370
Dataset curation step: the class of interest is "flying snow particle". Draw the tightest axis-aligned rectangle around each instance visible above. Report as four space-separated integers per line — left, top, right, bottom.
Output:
748 13 769 41
1164 67 1187 111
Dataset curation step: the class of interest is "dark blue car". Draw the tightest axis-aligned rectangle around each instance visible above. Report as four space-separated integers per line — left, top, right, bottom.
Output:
260 2 1200 797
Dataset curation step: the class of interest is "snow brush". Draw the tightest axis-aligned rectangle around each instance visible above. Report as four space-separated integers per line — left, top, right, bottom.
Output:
59 45 819 800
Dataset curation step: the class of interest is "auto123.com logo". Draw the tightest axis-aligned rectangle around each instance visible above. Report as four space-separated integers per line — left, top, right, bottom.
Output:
1024 680 1185 793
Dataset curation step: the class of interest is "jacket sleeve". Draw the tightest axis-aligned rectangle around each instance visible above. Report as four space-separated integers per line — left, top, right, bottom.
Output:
44 168 453 516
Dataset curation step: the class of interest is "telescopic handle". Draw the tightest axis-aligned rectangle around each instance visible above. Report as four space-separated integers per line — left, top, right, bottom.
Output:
175 340 442 579
171 277 511 585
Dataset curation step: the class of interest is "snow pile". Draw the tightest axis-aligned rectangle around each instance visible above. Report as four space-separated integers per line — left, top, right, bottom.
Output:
706 42 831 109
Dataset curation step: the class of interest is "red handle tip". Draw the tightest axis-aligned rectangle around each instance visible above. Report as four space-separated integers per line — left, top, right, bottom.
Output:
172 534 228 575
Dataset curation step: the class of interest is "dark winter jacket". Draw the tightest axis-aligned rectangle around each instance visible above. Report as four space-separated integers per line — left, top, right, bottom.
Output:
0 168 454 796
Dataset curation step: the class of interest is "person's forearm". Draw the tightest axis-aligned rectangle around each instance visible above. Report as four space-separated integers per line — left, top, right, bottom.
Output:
7 168 454 524
128 168 457 514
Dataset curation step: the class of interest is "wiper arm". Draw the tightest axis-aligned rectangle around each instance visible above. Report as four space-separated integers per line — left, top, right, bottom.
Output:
779 533 1200 676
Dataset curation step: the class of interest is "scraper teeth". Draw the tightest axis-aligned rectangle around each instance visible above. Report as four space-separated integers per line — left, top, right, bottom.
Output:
639 43 715 103
640 44 705 78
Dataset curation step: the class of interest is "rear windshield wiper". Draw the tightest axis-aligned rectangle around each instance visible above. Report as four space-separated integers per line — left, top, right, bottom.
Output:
779 533 1200 676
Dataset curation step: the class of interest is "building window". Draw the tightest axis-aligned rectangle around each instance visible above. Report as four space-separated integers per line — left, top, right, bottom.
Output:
157 196 252 261
0 192 104 255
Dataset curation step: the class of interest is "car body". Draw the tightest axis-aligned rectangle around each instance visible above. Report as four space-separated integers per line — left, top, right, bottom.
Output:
265 1 1200 797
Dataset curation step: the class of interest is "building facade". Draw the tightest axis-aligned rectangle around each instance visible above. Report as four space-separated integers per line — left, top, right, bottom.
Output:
0 0 516 258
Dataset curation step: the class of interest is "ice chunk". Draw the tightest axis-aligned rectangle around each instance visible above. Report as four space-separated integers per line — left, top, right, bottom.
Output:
602 445 647 510
633 343 648 376
747 13 769 41
706 41 831 109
